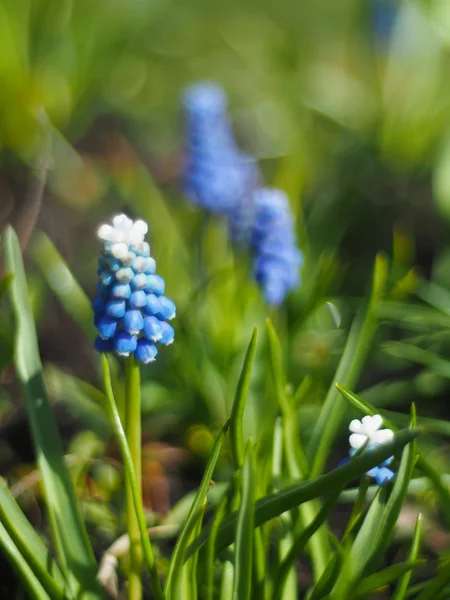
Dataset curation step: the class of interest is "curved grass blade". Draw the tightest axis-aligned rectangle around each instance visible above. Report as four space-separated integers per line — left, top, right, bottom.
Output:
164 419 230 599
354 560 425 599
0 479 66 598
30 230 95 338
188 428 420 557
307 551 344 600
272 490 341 600
232 442 256 600
4 226 101 599
102 356 163 600
229 327 258 469
392 514 423 600
0 521 52 600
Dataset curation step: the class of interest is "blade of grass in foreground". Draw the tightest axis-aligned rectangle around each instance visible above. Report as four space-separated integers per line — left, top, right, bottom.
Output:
164 419 230 600
0 479 66 599
232 442 256 600
392 515 423 600
229 328 258 470
4 226 102 600
0 521 52 600
187 427 420 557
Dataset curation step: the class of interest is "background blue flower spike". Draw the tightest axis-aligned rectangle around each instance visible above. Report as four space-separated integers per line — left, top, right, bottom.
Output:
93 214 176 363
183 82 259 215
250 188 303 305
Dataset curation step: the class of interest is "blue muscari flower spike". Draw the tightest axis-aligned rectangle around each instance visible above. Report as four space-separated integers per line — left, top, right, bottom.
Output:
249 188 303 305
183 82 259 215
93 214 176 363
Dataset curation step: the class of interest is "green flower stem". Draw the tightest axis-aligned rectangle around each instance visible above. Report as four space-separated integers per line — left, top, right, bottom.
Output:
102 356 163 600
125 357 143 600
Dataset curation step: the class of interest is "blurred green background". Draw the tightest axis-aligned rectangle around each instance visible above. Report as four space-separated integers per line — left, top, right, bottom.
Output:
2 0 450 595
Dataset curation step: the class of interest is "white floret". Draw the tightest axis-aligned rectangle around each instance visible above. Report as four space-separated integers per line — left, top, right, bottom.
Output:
349 414 394 450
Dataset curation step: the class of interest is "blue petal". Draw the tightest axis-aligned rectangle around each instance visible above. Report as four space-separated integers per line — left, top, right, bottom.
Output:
130 273 147 291
145 274 165 296
144 294 162 316
158 321 175 345
128 290 147 309
94 336 114 353
105 299 126 318
123 310 144 335
92 296 105 314
116 267 134 283
156 296 176 321
134 339 158 364
144 258 156 275
111 283 131 299
143 316 163 342
113 332 137 356
97 316 119 339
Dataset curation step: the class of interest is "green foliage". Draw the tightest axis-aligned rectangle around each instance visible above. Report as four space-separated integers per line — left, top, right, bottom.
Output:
3 1 450 598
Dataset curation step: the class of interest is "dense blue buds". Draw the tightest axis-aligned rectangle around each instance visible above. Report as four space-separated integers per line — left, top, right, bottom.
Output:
93 214 175 363
250 188 303 305
183 81 303 305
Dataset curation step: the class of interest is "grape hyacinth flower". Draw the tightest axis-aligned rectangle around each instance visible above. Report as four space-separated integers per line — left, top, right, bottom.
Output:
183 82 259 214
348 414 395 485
250 188 303 305
93 214 175 364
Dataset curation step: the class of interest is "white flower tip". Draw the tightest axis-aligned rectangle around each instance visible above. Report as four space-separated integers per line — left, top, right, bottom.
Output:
133 220 148 236
349 433 367 450
373 429 394 446
111 243 129 259
97 224 113 240
349 419 363 433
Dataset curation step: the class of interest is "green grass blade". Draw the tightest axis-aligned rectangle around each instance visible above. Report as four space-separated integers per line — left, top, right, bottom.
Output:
188 428 420 557
229 327 258 469
164 419 230 599
30 230 95 338
205 488 231 600
0 520 52 600
354 560 426 598
220 561 235 600
266 320 330 579
232 442 256 600
392 514 423 600
4 226 101 599
307 552 344 600
307 254 387 477
272 490 341 600
415 562 450 600
0 479 66 598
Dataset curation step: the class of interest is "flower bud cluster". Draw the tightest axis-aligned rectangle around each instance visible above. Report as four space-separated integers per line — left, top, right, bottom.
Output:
93 214 175 363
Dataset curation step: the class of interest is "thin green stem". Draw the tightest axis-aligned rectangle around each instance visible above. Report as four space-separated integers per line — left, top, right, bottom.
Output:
125 357 143 600
102 356 163 600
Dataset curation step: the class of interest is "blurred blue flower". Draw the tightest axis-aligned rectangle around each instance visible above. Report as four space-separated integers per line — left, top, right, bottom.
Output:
250 188 303 305
93 214 175 364
183 82 259 214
